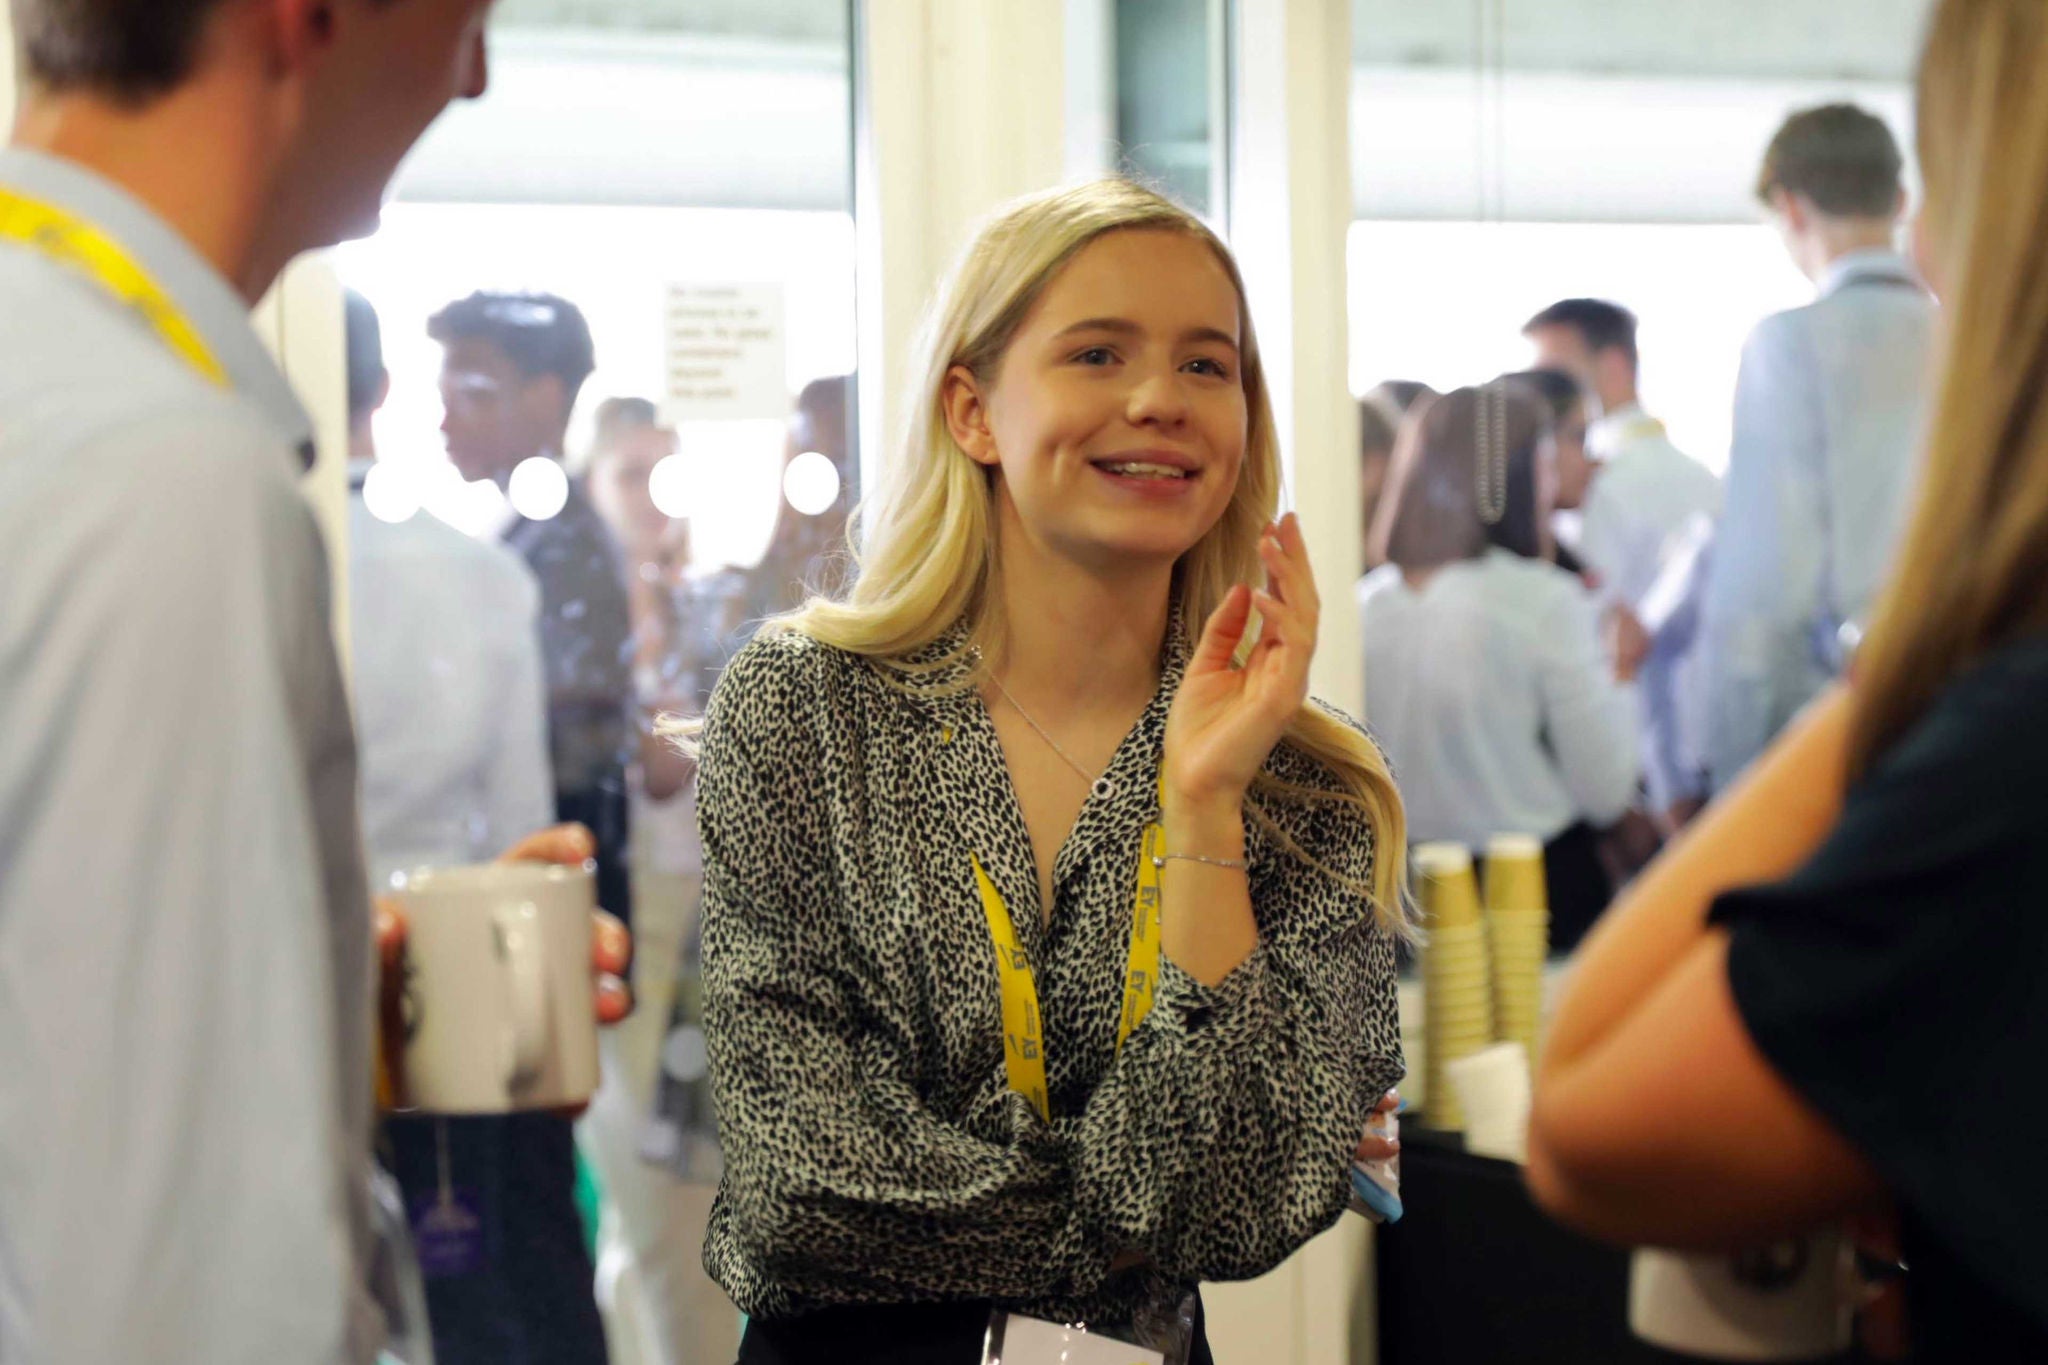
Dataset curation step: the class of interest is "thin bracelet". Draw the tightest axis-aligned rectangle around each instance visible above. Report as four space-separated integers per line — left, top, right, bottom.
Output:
1152 851 1250 873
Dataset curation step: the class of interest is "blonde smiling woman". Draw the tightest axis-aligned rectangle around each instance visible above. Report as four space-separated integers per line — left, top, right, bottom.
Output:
677 179 1408 1364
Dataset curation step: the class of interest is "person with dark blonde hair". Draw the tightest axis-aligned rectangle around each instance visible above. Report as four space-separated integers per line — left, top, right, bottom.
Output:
1530 5 2048 1355
1360 381 1637 948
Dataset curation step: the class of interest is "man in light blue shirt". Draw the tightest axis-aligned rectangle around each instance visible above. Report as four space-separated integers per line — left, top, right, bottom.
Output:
0 4 496 1362
1703 104 1936 791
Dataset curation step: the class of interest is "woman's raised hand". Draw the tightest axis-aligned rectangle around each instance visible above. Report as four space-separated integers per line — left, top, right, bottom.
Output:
1163 512 1320 815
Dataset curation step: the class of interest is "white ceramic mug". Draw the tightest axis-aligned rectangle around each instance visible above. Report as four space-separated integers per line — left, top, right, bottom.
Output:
390 862 600 1114
1630 1236 1854 1361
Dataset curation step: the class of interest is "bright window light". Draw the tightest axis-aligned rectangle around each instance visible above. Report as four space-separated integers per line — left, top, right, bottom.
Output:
361 462 422 524
782 450 842 517
507 456 571 522
1348 221 1815 474
648 453 692 520
335 201 857 569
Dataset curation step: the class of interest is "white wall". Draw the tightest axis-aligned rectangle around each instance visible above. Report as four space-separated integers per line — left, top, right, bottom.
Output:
853 0 1069 483
395 30 850 210
1353 0 1930 81
252 260 353 671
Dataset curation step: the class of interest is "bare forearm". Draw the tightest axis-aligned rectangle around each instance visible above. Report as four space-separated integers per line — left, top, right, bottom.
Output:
1544 685 1853 1074
1158 792 1258 986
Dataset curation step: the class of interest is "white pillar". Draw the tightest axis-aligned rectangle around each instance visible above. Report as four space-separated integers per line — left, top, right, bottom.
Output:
1230 0 1364 718
854 0 1069 484
252 258 353 673
1206 4 1380 1365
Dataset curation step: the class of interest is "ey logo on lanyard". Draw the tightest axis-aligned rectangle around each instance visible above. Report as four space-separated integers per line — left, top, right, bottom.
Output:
0 186 229 387
971 807 1167 1123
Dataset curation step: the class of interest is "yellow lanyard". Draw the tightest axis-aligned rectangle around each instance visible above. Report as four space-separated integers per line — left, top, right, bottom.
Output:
0 185 229 387
971 813 1168 1123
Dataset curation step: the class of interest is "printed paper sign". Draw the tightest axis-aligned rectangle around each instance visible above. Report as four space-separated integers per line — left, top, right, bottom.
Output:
665 283 787 421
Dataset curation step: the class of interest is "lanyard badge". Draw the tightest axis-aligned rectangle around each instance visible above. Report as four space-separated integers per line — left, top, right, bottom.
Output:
972 820 1165 1123
0 186 229 387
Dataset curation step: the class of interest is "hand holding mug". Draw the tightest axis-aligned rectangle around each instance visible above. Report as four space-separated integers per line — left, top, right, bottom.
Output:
377 824 632 1021
375 824 632 1116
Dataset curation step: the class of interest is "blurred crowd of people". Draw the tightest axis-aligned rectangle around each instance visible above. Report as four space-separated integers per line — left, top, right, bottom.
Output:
344 283 856 1364
4 0 2044 1359
1354 101 1933 952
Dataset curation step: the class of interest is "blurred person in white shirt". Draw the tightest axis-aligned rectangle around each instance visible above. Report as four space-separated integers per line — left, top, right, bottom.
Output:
1361 380 1638 950
1523 304 1722 826
347 290 555 889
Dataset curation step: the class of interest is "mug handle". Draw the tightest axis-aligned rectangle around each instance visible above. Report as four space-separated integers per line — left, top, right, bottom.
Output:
494 903 552 1091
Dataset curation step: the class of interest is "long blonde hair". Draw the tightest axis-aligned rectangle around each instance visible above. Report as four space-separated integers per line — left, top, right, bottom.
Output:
1848 0 2048 777
782 178 1408 924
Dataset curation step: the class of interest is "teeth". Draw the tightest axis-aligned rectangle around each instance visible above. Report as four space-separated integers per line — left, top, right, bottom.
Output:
1101 462 1188 479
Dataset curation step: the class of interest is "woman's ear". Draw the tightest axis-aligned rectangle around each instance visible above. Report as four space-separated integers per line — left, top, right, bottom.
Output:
941 365 1001 468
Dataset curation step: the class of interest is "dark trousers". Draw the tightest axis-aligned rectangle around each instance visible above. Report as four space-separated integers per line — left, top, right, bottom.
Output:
558 779 633 934
736 1296 1214 1365
385 1112 609 1365
1544 820 1615 954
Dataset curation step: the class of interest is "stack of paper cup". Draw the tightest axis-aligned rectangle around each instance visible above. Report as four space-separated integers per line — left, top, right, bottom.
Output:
1484 834 1551 1069
1415 842 1493 1131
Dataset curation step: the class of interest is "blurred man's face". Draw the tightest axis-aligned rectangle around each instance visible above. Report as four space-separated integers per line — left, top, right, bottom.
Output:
278 0 498 250
1527 326 1597 397
438 338 551 484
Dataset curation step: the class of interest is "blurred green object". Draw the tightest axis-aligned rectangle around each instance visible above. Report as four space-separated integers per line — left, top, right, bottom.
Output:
573 1145 602 1260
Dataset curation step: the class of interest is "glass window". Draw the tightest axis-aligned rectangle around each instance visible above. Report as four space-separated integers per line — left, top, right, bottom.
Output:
1349 220 1809 473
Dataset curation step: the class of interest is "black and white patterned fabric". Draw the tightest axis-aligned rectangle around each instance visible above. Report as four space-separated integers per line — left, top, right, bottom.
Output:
698 614 1405 1329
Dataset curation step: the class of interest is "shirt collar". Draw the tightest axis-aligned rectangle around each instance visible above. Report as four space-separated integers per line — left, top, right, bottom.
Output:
0 148 316 469
1588 401 1664 458
895 606 1194 713
1818 248 1921 300
906 606 1195 936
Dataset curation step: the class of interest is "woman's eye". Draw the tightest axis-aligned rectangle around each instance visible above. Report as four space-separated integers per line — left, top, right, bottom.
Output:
1073 347 1117 366
1185 357 1232 379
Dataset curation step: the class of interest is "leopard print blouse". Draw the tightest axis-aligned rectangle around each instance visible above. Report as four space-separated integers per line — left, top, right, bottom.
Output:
698 619 1405 1330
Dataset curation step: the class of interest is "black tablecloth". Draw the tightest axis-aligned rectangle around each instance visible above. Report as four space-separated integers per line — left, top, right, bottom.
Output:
1377 1128 1866 1365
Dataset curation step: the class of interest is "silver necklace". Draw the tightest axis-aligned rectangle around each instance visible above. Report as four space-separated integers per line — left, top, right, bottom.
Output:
989 673 1116 802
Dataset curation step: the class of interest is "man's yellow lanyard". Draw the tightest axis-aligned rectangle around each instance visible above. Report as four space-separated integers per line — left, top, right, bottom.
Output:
0 185 229 387
971 815 1168 1123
